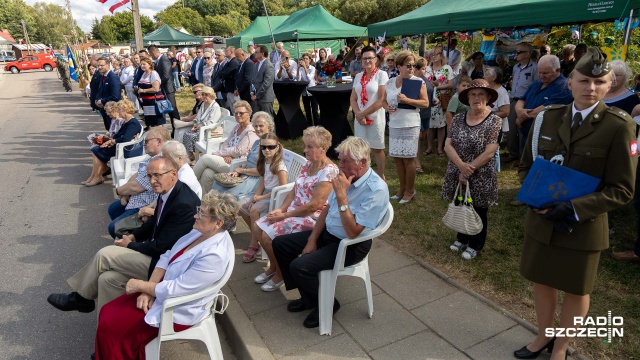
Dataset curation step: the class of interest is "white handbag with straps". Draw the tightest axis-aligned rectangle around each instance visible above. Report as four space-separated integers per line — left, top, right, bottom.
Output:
442 183 483 235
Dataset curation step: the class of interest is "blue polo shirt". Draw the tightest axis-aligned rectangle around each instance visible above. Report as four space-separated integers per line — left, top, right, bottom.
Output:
325 168 389 239
522 75 573 109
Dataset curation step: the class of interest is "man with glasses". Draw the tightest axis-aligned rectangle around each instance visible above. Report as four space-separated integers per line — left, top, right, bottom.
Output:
188 47 205 86
252 45 275 116
275 50 298 80
107 127 171 238
211 49 228 108
47 156 200 316
505 42 538 165
94 57 122 131
349 47 363 78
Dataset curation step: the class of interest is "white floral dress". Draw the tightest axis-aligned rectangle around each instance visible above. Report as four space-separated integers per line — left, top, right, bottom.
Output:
426 65 454 129
256 161 338 239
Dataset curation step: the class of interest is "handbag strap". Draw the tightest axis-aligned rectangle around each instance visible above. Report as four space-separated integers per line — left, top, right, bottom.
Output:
463 183 473 206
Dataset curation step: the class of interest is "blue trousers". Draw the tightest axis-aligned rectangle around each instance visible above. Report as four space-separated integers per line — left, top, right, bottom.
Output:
108 200 139 238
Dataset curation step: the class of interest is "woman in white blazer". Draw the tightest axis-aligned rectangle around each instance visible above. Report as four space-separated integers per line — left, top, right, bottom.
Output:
93 191 239 360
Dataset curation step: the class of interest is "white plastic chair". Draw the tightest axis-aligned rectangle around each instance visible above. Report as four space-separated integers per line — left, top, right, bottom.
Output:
117 153 150 187
318 203 394 336
144 235 235 360
110 127 145 187
195 115 236 159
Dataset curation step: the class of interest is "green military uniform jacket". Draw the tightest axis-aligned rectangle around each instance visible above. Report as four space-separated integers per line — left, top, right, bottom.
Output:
518 101 637 251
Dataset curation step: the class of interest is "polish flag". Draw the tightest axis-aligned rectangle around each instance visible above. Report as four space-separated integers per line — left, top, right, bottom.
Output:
96 0 130 14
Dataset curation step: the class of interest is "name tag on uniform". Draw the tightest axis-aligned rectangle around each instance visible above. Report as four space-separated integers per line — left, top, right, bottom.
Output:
541 136 552 141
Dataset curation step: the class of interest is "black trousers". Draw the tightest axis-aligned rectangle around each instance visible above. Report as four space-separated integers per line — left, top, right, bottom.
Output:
165 92 180 137
634 166 640 257
99 109 111 131
272 229 372 309
301 95 319 126
456 206 489 251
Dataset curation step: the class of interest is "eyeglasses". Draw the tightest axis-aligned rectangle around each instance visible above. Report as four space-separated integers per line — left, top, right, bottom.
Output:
362 57 376 61
404 64 417 68
515 50 528 55
196 51 202 54
144 137 160 145
235 111 249 116
204 57 212 60
387 59 395 62
196 206 213 219
260 144 278 151
146 169 173 181
192 90 200 94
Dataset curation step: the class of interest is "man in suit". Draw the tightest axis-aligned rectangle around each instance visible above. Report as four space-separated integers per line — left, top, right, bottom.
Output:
211 49 227 108
251 45 275 116
188 47 205 86
88 54 102 113
220 46 239 114
148 45 181 136
234 48 256 108
47 156 201 315
515 48 637 359
94 57 122 131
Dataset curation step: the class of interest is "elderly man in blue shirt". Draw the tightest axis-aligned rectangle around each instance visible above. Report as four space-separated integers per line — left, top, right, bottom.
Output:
515 55 574 155
272 136 389 329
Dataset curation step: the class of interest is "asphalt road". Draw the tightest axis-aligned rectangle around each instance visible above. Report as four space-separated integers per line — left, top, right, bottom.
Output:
0 70 235 360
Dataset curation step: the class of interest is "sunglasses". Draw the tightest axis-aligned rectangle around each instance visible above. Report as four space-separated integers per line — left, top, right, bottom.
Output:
404 64 417 68
204 57 212 60
362 57 376 61
260 144 278 151
387 59 395 62
515 50 528 55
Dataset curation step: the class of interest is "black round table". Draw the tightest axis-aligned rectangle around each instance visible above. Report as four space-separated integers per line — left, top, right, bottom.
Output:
308 84 354 158
273 80 309 139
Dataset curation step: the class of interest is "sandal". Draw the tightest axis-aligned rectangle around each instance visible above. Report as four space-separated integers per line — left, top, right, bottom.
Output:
415 167 424 174
243 245 260 263
423 150 433 156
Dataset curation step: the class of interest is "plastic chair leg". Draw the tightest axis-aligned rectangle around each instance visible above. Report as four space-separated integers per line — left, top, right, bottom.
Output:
144 337 160 360
361 260 374 318
199 318 224 360
318 270 337 336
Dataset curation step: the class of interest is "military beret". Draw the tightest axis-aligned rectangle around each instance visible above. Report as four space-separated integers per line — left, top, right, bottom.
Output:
574 47 610 78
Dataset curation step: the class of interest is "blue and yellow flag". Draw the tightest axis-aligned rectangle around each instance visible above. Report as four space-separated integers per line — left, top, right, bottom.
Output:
66 44 78 82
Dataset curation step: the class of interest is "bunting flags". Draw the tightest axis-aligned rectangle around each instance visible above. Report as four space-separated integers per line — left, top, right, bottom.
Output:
96 0 130 14
66 44 78 82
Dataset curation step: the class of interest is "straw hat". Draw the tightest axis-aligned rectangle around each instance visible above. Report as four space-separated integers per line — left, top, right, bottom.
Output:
458 79 499 106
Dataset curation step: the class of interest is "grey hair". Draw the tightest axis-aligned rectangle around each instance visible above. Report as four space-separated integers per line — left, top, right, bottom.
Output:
496 53 509 63
201 190 239 231
252 111 275 132
214 49 225 56
276 42 284 48
516 42 533 52
562 44 576 56
161 140 188 167
538 54 560 70
610 60 631 86
335 136 371 167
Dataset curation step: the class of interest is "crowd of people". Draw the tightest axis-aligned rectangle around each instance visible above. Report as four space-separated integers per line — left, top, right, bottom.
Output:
50 38 640 360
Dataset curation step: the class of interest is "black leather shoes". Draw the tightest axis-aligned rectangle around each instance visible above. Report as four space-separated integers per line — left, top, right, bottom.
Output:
47 292 95 313
287 299 308 313
303 299 340 328
513 337 555 359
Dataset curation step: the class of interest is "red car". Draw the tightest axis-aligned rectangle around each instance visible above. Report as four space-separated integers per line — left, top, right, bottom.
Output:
4 53 56 74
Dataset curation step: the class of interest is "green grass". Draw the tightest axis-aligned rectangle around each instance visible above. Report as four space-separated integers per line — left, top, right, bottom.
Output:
176 90 640 359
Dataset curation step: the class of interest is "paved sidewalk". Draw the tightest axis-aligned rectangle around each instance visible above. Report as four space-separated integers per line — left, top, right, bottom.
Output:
221 221 576 360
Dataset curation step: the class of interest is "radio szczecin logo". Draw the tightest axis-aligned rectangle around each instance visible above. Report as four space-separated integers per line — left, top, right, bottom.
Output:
545 311 623 343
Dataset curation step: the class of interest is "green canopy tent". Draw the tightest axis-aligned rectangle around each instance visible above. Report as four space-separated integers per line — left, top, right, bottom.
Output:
134 24 204 48
253 5 367 56
368 0 640 36
226 16 289 49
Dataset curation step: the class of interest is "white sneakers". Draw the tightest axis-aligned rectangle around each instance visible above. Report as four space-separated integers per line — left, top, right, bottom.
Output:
449 241 479 260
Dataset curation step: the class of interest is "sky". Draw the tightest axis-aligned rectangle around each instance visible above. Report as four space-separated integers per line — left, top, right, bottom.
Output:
24 0 175 33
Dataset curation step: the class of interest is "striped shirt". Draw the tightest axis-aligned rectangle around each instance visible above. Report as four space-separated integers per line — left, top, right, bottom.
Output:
125 154 161 210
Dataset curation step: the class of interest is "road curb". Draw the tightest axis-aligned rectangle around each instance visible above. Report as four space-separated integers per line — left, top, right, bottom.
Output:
219 299 276 360
391 239 587 360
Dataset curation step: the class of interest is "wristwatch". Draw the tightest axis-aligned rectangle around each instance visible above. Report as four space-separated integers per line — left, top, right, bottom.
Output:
339 204 349 212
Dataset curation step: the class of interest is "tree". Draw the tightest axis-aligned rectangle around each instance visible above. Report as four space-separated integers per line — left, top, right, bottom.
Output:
91 12 154 44
29 2 83 49
165 0 248 18
206 11 251 37
335 0 426 27
247 0 293 20
0 0 36 41
154 7 209 35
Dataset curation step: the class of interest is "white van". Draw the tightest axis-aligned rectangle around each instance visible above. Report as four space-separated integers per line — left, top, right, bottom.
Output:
0 50 16 62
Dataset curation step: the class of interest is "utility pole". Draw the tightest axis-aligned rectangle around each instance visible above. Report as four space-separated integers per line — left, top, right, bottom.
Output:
64 0 78 45
21 19 32 55
131 0 143 52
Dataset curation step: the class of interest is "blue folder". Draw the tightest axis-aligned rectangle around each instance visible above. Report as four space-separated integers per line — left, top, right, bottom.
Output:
516 158 601 208
397 78 422 109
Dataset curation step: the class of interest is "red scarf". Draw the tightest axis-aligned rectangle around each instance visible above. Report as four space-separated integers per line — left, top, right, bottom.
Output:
360 67 379 107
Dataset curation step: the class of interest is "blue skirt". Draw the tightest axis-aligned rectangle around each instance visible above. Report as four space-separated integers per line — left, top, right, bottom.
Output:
92 145 117 164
